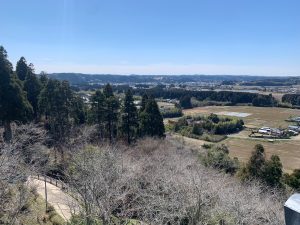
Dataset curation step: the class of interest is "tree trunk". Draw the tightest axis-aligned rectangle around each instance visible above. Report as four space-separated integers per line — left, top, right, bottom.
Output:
3 120 12 142
108 120 112 143
127 116 131 145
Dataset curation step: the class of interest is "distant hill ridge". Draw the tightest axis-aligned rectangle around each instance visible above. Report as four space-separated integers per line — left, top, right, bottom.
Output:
48 73 299 85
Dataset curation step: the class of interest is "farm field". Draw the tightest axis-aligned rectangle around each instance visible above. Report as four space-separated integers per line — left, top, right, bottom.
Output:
157 101 176 109
182 106 300 172
223 138 300 173
183 106 300 128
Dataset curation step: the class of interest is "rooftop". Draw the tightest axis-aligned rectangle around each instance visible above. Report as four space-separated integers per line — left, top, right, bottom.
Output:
285 194 300 213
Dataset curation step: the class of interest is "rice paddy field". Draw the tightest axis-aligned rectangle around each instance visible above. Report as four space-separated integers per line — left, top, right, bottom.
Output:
182 106 300 172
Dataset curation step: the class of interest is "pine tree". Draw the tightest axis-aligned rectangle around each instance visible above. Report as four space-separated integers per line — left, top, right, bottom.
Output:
103 83 114 98
39 71 49 87
120 89 138 144
71 95 87 125
179 95 192 109
90 90 106 137
38 79 72 159
247 144 266 177
16 56 28 81
140 93 149 113
262 155 283 187
139 98 165 138
104 93 119 143
0 46 33 142
24 63 42 120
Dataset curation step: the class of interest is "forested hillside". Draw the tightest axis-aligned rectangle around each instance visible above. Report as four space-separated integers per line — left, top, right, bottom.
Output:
0 46 297 225
48 73 283 85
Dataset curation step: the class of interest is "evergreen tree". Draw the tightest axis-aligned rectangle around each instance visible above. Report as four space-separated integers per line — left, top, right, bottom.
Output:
16 56 28 81
71 95 87 125
283 169 300 190
139 98 165 138
24 63 42 120
179 95 192 109
120 89 138 144
240 144 284 187
103 83 114 98
262 155 283 187
0 46 33 142
140 93 149 113
39 71 49 87
103 92 119 143
38 79 72 158
90 90 106 137
247 144 266 177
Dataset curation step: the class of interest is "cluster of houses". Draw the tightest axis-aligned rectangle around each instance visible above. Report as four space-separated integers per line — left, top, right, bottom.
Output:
288 125 300 135
256 125 300 137
289 116 300 123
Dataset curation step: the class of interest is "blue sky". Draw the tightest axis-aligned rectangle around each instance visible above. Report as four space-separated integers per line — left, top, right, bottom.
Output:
1 0 300 75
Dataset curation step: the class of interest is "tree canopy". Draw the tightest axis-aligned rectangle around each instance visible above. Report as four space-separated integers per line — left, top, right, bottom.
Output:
0 47 33 141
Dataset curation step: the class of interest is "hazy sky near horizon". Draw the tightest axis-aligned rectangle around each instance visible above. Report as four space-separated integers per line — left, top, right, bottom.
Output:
1 0 300 75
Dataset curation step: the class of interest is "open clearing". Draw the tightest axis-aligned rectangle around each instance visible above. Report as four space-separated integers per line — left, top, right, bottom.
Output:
182 106 300 172
184 106 300 128
223 138 300 173
157 101 175 109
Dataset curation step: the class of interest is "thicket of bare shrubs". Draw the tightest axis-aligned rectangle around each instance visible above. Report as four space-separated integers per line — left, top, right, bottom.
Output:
0 123 286 225
67 136 285 225
0 123 48 224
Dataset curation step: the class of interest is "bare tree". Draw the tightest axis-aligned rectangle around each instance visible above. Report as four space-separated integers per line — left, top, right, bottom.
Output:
66 145 125 225
0 123 49 225
66 137 285 225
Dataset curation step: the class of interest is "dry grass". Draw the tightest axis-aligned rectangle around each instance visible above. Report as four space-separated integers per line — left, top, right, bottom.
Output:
223 138 300 173
184 105 300 128
182 106 300 172
157 101 176 109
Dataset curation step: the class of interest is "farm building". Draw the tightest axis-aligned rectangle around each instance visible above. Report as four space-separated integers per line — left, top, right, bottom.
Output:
258 127 271 134
290 117 300 122
288 125 300 132
258 127 283 136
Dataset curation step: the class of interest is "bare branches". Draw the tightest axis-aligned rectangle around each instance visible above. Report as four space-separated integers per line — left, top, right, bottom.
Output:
66 137 285 225
0 123 49 225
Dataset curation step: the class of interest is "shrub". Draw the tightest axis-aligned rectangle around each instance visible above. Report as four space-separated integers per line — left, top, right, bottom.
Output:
161 107 183 118
202 143 214 149
239 144 283 187
50 214 65 225
283 169 300 190
200 144 239 174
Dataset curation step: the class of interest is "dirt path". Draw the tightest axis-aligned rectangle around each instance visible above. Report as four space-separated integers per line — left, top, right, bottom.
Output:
28 177 79 221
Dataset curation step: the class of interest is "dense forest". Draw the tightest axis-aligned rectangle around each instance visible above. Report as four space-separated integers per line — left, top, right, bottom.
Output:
0 46 165 145
241 77 300 86
282 94 300 106
134 87 277 106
